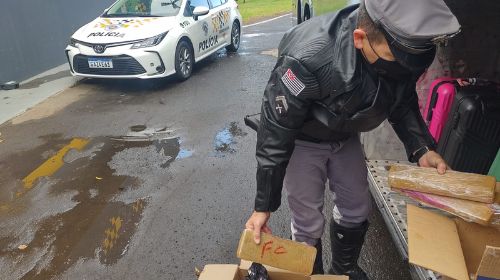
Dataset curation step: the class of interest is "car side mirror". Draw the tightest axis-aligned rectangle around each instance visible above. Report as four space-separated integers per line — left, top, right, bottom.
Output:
193 6 209 21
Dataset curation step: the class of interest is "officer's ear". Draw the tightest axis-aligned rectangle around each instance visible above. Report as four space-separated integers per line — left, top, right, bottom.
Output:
353 29 367 50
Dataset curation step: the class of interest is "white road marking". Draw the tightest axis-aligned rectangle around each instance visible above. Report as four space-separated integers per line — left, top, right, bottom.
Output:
242 13 292 28
242 32 284 38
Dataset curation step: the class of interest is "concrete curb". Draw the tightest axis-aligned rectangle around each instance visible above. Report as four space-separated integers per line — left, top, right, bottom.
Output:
0 64 80 126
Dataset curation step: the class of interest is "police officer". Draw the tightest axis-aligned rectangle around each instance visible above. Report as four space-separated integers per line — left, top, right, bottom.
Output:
245 0 460 278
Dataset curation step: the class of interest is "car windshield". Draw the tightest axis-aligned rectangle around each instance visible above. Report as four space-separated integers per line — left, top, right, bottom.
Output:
104 0 182 17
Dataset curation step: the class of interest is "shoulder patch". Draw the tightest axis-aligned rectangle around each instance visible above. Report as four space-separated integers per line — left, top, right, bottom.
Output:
275 95 289 116
281 68 305 96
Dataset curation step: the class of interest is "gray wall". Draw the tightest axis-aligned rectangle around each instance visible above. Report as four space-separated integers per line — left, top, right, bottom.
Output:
0 0 115 83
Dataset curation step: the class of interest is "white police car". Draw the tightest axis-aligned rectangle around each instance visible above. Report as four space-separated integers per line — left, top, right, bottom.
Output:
66 0 242 80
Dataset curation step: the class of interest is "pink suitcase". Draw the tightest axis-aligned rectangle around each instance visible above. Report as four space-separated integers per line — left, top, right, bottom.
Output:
423 78 457 142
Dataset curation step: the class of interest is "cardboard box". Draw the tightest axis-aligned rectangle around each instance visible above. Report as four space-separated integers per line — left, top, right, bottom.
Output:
199 260 348 280
407 204 500 280
199 230 348 280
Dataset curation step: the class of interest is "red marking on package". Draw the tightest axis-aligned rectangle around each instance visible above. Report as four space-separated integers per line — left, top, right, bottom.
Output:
281 68 305 96
261 241 273 258
274 246 287 254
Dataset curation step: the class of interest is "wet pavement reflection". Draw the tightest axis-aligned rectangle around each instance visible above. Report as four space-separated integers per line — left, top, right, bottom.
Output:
214 122 247 154
0 132 184 279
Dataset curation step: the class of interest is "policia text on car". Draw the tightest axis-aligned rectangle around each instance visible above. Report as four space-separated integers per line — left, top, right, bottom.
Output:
244 0 460 279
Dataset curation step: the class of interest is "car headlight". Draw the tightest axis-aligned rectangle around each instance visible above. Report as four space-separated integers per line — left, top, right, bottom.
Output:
69 38 78 47
131 32 168 49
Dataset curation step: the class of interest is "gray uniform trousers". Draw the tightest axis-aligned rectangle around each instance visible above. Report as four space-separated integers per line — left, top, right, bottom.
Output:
284 135 371 246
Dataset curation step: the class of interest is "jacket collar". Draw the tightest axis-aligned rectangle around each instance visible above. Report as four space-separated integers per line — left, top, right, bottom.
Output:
329 5 362 97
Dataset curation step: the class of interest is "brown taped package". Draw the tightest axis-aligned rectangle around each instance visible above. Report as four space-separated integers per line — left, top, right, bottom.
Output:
395 178 500 228
399 190 497 227
389 165 496 203
236 229 316 275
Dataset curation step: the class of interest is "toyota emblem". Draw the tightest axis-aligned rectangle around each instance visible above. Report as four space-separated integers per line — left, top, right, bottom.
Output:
93 45 106 54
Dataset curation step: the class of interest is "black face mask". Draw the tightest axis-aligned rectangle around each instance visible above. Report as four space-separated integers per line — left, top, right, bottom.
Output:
363 38 411 80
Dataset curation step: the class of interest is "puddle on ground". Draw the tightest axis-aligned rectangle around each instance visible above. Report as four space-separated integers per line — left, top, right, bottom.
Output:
214 122 247 154
0 134 69 207
111 127 175 142
176 149 194 159
0 131 185 279
228 121 247 137
129 125 147 132
19 70 72 90
154 138 180 168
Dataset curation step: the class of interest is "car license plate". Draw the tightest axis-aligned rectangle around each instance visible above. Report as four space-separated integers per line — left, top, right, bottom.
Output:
88 58 113 69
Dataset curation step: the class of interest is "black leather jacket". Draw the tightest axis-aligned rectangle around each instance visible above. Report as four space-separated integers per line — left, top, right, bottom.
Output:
254 5 436 212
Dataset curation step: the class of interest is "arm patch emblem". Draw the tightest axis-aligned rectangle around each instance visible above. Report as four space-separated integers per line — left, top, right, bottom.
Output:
281 68 305 96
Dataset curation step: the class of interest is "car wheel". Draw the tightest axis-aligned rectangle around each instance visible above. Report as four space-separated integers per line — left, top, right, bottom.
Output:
225 21 240 53
175 40 194 81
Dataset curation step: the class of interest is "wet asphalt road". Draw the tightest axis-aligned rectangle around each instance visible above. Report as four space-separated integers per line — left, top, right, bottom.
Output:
0 15 412 280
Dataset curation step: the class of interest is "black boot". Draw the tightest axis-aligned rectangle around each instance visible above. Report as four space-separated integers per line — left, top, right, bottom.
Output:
329 221 371 280
312 239 324 274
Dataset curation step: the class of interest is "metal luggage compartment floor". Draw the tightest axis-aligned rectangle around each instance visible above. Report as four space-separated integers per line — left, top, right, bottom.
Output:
366 159 443 280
